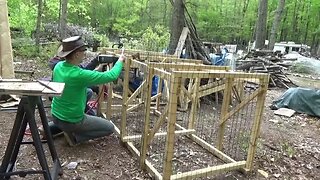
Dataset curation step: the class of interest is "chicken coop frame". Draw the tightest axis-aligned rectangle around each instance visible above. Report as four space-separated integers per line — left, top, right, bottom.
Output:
99 49 269 180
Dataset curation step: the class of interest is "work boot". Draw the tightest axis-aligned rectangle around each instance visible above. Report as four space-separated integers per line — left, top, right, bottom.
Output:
63 132 78 147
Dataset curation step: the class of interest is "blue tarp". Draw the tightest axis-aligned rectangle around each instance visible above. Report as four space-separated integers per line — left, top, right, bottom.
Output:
129 76 162 96
210 48 228 66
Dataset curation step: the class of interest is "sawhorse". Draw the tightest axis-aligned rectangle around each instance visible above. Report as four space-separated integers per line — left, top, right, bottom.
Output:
0 96 62 180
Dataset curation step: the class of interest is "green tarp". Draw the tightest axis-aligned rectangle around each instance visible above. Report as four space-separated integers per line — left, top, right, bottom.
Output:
272 87 320 117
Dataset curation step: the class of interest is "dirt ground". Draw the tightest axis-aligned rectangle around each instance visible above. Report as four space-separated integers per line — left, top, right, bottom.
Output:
0 59 319 179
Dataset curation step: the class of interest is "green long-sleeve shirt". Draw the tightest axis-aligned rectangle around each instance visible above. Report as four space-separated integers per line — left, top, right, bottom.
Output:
51 60 123 123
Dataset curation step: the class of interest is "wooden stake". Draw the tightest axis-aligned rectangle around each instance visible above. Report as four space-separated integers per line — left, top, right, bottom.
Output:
188 78 200 129
120 59 131 141
163 76 180 180
246 83 268 171
140 67 154 169
106 64 114 119
217 78 234 150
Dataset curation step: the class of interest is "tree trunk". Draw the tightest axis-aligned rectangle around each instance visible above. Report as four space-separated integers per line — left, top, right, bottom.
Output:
268 0 285 50
168 0 185 54
91 0 97 28
303 1 311 44
163 0 167 25
59 0 68 40
297 0 305 43
254 0 268 49
317 43 320 57
291 0 298 42
35 0 43 53
279 8 288 41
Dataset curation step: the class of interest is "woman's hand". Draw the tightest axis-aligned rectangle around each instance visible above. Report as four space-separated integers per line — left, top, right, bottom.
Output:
118 54 126 62
94 63 109 72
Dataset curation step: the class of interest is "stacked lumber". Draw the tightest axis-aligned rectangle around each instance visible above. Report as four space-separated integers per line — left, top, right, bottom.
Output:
237 50 297 88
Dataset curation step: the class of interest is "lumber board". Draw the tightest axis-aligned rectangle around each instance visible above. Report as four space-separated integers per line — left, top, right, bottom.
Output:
147 105 169 144
122 129 196 142
148 62 229 71
198 84 225 98
0 81 64 96
174 27 190 57
125 80 146 106
170 161 246 180
145 160 163 180
153 68 172 80
173 70 269 80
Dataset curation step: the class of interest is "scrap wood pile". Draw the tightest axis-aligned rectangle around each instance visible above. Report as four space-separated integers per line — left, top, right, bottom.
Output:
236 49 297 88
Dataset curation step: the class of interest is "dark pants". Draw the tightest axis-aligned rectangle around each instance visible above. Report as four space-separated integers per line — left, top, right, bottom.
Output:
52 114 114 144
49 88 96 136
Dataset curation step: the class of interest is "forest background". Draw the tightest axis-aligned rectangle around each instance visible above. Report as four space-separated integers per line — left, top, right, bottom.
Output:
7 0 320 59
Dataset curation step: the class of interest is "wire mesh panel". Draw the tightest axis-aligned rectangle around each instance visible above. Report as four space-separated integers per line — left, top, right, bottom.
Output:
161 71 269 180
100 46 269 179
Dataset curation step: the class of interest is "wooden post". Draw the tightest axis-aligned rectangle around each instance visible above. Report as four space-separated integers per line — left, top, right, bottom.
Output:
155 75 163 111
188 78 200 129
106 63 114 119
0 0 15 79
178 78 187 111
163 75 180 180
97 85 104 115
246 82 268 171
97 65 110 116
140 67 154 169
237 80 245 101
217 78 234 150
120 59 131 141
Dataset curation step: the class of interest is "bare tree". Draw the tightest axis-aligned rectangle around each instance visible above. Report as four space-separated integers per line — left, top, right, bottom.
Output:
60 0 68 39
35 0 43 52
268 0 285 50
254 0 268 49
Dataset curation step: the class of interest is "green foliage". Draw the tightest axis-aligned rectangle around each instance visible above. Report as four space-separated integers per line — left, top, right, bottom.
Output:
7 0 320 54
138 25 170 51
8 0 37 35
42 0 60 23
13 42 59 63
93 34 109 47
281 142 295 158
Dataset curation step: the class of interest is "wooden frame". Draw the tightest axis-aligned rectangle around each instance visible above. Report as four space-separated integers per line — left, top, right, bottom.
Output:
99 50 269 180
